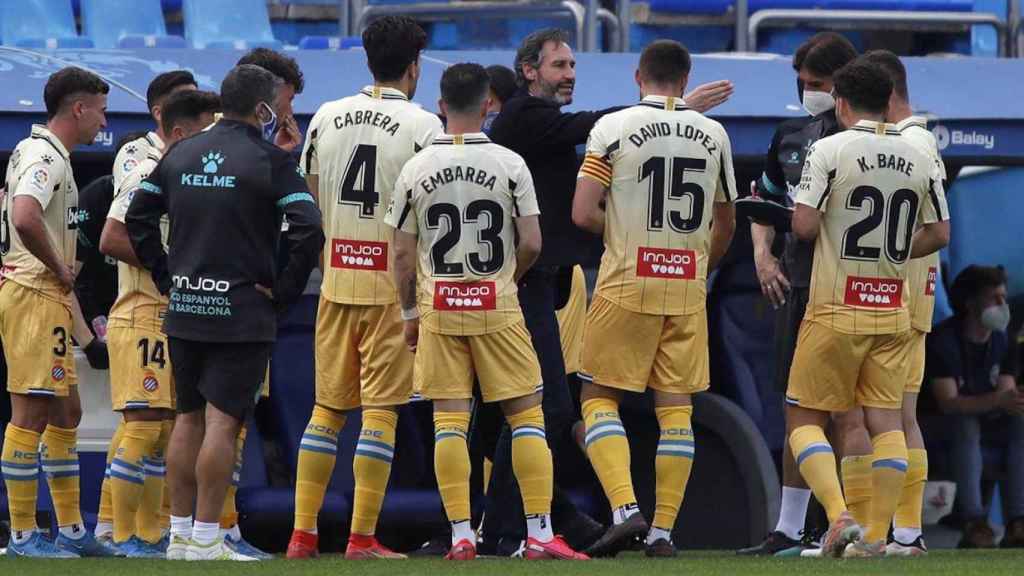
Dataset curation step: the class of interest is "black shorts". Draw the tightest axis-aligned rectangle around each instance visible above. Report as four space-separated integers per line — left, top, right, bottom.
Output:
168 337 271 421
773 287 809 393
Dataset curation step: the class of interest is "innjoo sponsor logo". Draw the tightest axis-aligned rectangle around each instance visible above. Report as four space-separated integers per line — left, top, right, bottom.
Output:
844 276 903 309
925 266 937 296
434 281 497 311
332 239 387 271
636 247 696 279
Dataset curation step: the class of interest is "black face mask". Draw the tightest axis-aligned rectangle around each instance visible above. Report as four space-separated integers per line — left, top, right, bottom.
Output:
797 77 805 103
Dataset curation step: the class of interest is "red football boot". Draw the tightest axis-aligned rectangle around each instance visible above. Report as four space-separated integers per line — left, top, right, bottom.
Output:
525 535 590 560
445 538 477 560
286 530 319 559
345 534 407 559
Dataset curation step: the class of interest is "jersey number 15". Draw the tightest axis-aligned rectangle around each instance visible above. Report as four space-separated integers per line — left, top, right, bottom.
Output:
640 156 706 233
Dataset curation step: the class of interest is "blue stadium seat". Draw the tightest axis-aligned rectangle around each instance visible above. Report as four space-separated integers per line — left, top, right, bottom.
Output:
182 0 282 49
1 0 94 48
646 0 974 13
117 35 188 49
81 0 185 49
298 36 363 50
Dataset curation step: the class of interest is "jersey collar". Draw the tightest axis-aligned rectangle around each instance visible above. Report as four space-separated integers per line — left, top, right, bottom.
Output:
30 124 70 159
895 115 928 132
145 131 165 151
433 132 490 145
638 94 689 111
851 119 901 136
360 85 409 101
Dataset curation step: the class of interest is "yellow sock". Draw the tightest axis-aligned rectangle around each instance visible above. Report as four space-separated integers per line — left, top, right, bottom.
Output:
351 408 398 536
483 458 492 496
582 398 636 511
41 425 82 528
866 431 908 543
136 420 171 543
294 405 345 532
98 420 126 528
434 411 471 522
111 421 161 542
220 426 246 529
653 405 694 531
841 455 872 527
893 449 928 539
2 424 41 533
507 405 553 516
159 420 173 532
789 425 846 523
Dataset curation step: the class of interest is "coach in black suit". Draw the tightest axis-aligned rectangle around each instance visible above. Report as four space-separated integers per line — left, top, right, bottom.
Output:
484 28 733 553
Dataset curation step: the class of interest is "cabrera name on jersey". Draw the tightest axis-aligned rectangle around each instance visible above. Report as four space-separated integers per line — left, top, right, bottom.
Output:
302 86 442 306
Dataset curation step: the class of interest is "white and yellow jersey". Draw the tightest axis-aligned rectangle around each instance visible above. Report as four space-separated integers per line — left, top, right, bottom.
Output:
303 85 443 306
1 125 78 302
107 149 169 332
796 119 949 335
386 133 540 336
113 131 163 191
898 116 946 334
579 95 736 316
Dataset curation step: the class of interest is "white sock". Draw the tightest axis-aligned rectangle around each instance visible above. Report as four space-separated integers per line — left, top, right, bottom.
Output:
774 486 811 540
613 503 640 526
192 521 221 546
59 524 86 540
222 524 242 541
451 520 474 546
170 515 193 539
94 521 113 539
12 528 36 545
893 527 922 544
526 514 554 542
646 526 672 545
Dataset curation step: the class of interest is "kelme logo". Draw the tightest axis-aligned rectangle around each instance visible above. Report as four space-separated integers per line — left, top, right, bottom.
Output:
202 151 225 173
182 151 235 188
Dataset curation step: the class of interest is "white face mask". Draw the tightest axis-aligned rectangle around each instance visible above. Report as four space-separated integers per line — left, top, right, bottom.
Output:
803 90 835 117
980 303 1011 332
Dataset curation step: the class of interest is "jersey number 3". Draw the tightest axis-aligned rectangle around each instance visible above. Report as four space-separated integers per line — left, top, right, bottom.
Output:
640 156 706 233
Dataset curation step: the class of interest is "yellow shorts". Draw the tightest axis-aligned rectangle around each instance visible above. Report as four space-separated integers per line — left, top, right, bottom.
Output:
556 265 586 374
108 324 175 411
261 361 270 398
0 280 76 397
580 296 709 395
786 320 913 412
414 321 542 403
314 298 413 411
905 328 927 394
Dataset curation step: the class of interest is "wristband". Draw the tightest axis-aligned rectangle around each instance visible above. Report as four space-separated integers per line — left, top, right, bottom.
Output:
401 307 419 321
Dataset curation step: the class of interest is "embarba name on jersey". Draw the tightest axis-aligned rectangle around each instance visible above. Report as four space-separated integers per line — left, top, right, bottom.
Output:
420 165 497 195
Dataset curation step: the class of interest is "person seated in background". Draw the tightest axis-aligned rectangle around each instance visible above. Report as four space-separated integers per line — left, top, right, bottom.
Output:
927 265 1024 549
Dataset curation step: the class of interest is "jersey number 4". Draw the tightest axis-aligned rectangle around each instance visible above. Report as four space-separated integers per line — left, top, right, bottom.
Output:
427 200 504 277
640 156 706 233
841 186 918 264
339 144 378 217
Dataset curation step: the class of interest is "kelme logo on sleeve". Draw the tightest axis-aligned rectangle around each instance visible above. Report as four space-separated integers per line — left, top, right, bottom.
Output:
181 151 235 188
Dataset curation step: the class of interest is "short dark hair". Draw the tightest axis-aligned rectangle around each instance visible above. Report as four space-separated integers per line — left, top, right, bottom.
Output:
514 28 570 87
441 63 490 115
951 265 1008 316
793 32 858 78
237 48 304 94
862 50 909 101
832 58 892 115
638 40 691 86
43 67 110 119
160 90 221 134
220 64 280 118
486 65 518 104
362 16 427 83
145 70 196 112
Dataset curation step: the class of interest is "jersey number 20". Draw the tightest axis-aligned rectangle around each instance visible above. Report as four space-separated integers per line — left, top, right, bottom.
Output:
841 186 918 264
640 156 706 233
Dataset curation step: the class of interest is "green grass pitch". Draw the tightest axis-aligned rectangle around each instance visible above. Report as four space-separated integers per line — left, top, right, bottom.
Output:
3 550 1024 576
